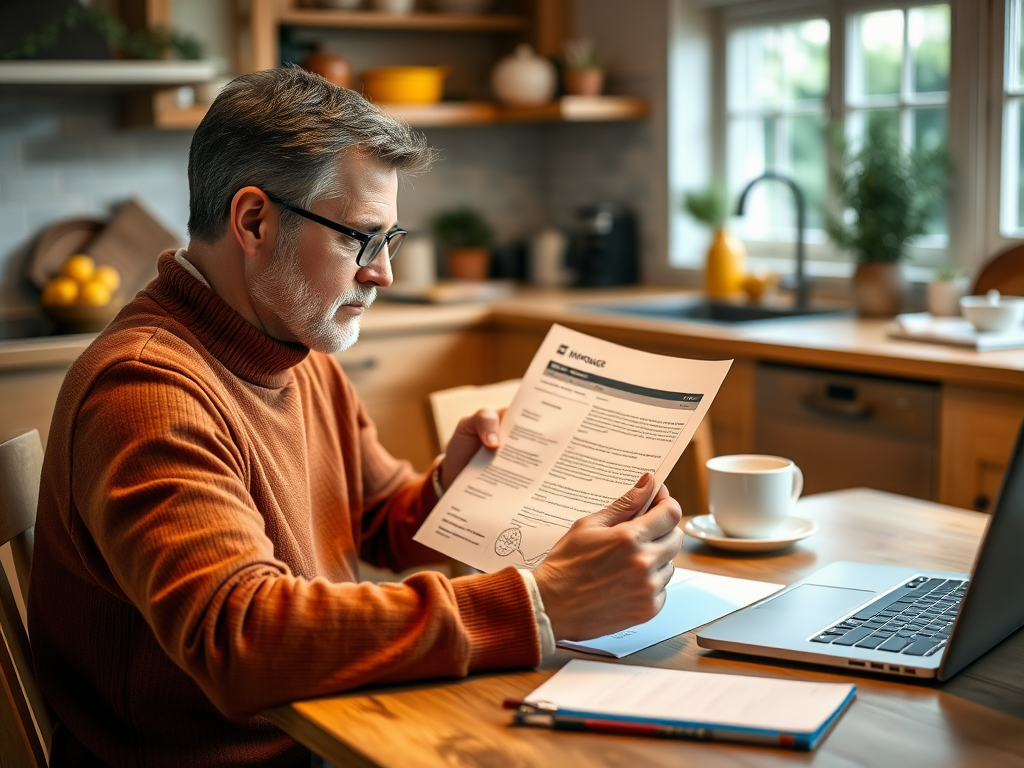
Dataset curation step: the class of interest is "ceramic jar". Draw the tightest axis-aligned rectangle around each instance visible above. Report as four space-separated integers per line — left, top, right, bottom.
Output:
704 228 747 298
491 44 556 106
301 47 352 88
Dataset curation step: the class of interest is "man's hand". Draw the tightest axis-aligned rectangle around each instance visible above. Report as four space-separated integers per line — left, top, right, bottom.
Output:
438 408 501 492
531 474 683 641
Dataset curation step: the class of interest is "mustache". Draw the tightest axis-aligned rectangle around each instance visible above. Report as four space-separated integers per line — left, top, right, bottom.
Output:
336 284 377 308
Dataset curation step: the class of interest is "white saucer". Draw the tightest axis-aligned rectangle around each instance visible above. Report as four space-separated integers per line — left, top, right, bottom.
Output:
684 515 818 552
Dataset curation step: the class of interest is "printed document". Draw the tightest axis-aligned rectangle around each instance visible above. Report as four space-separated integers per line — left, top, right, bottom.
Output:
414 324 732 572
557 569 783 657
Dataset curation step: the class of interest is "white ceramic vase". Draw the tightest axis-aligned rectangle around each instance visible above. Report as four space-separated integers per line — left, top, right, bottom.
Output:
491 44 556 106
927 277 969 317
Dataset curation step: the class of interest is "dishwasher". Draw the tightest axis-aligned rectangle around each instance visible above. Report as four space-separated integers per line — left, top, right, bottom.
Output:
755 363 938 500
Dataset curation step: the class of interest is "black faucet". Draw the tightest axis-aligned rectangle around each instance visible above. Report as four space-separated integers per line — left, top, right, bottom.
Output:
735 171 810 310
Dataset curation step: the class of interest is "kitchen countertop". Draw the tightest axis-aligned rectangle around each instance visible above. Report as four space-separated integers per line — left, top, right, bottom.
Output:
4 286 1024 390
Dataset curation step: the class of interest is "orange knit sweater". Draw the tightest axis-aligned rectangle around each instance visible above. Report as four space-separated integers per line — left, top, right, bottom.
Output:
28 252 540 768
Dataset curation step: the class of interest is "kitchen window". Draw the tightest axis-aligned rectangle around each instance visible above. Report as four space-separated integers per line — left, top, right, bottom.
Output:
671 0 966 274
1003 0 1024 236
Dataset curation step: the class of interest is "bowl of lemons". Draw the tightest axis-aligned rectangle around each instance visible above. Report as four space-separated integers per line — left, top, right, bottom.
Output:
40 254 122 333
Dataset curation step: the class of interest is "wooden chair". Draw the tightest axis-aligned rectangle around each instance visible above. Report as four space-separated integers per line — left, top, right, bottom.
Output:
973 243 1024 296
0 429 52 767
428 381 716 515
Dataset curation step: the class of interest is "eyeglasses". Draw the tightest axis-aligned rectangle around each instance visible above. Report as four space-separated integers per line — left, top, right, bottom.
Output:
266 195 407 267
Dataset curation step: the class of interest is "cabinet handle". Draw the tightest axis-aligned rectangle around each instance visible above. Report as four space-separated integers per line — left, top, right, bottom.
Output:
340 357 379 374
800 395 873 420
973 494 991 512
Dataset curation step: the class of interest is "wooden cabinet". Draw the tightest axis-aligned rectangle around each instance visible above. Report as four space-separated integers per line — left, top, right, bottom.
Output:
335 327 495 471
0 364 71 447
938 385 1024 512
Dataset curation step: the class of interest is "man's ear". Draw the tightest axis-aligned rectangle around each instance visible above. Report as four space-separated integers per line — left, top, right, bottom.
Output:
229 187 277 260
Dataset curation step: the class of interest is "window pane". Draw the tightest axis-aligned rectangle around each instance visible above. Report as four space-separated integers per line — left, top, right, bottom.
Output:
728 115 826 238
728 26 783 111
788 114 827 229
728 20 829 110
849 9 904 101
848 109 900 149
782 20 830 102
1011 0 1024 91
910 108 948 235
912 106 946 153
1007 98 1024 232
909 5 950 95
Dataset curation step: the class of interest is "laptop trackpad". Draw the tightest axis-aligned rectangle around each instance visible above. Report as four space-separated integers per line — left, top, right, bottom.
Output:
756 584 875 617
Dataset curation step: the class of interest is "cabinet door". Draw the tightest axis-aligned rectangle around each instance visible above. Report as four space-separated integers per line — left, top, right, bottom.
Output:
335 329 494 471
0 365 68 446
939 386 1024 511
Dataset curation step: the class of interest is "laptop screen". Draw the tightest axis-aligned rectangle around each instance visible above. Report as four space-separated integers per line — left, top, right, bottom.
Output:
940 418 1024 680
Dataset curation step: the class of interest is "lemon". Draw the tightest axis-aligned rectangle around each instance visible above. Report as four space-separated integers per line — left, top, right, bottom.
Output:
93 264 121 292
42 277 80 307
61 254 95 283
78 280 112 307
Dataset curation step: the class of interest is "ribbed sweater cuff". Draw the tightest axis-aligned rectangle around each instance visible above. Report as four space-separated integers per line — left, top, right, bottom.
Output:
452 567 541 672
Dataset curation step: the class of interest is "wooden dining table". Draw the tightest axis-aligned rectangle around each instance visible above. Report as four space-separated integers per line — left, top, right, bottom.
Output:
264 489 1024 767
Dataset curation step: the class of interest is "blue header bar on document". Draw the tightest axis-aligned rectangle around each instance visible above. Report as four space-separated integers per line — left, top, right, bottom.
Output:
544 361 703 410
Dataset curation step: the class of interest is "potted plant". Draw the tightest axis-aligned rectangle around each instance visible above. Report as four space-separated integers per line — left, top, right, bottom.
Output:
825 121 948 317
561 38 603 97
927 266 968 317
683 184 746 298
433 208 494 281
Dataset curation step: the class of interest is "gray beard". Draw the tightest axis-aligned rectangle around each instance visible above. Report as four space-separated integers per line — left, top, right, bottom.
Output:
252 238 376 354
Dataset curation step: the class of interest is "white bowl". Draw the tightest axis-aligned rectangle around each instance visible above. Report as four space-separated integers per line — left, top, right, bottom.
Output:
960 293 1024 333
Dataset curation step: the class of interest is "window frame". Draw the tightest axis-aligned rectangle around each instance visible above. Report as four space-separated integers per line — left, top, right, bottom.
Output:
673 0 988 279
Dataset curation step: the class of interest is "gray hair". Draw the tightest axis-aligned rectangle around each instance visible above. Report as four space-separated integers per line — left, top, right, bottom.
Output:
187 66 436 243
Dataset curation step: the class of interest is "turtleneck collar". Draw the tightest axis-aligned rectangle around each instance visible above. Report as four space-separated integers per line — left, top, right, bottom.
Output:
145 250 309 388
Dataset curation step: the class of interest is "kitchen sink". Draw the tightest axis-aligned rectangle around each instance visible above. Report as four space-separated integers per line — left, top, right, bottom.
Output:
579 295 852 324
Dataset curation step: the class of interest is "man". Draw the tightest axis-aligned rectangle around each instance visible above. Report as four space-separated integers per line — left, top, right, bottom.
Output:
28 67 683 767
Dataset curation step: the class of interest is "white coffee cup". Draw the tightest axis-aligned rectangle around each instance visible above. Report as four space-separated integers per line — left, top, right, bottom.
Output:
706 454 803 538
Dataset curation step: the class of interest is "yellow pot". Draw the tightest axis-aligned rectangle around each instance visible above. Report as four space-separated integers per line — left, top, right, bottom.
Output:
361 66 450 105
704 228 747 298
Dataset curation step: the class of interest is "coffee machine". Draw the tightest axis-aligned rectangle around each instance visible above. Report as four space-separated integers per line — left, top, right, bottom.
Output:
570 203 639 287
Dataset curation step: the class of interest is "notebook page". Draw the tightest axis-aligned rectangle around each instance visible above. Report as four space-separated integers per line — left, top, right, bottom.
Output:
525 659 855 733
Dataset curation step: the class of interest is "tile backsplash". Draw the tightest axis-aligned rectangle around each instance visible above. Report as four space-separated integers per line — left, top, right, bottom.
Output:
0 93 654 318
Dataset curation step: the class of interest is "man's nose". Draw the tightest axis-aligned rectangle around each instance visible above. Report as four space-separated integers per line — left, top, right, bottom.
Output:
358 246 394 287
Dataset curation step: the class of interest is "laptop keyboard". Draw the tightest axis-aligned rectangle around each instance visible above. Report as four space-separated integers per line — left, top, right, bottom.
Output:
810 575 967 658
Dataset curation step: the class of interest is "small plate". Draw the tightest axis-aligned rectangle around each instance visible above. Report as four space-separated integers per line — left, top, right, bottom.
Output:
684 515 818 553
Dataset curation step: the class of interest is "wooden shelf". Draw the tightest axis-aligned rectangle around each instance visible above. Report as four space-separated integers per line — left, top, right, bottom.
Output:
0 60 216 86
276 9 529 32
498 96 651 123
125 96 649 130
382 97 650 126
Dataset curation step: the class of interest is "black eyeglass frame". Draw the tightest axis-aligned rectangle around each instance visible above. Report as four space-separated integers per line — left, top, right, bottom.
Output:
266 194 407 267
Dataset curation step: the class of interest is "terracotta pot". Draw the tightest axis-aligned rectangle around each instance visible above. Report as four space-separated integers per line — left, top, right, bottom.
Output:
447 247 490 281
852 262 906 317
563 68 604 96
301 47 352 88
704 228 747 298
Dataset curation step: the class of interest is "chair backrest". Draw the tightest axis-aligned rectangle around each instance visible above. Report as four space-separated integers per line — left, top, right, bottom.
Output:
427 382 715 515
0 429 51 767
429 379 523 452
973 243 1024 296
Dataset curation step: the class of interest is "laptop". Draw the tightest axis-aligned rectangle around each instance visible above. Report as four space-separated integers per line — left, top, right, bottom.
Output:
696 421 1024 681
